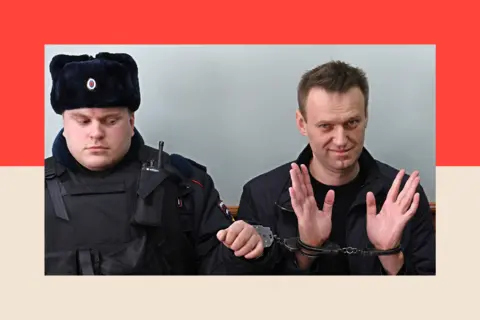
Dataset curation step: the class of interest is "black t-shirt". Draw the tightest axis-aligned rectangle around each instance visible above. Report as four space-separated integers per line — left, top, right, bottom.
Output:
309 167 366 275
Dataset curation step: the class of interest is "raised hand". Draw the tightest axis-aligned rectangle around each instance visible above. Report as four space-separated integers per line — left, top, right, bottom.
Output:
289 163 334 247
366 169 420 250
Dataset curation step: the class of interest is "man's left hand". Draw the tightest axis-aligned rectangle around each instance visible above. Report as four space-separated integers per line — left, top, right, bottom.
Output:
217 220 264 259
366 169 420 251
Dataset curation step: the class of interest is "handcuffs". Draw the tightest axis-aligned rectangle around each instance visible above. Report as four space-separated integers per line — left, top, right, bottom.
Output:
253 225 402 257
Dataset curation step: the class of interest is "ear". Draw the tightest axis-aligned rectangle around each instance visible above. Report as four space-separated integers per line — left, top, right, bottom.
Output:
296 109 307 136
364 105 369 128
129 112 135 136
61 114 66 137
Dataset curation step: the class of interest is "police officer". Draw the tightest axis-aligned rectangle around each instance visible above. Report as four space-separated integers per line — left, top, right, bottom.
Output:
44 52 280 275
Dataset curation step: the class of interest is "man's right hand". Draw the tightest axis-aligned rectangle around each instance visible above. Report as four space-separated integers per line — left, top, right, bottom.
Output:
289 163 334 249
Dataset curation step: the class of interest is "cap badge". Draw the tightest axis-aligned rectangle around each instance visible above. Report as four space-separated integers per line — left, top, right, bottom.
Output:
86 78 96 90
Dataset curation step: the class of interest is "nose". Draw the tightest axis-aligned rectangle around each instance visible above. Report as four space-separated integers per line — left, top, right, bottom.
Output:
332 127 348 148
89 121 105 140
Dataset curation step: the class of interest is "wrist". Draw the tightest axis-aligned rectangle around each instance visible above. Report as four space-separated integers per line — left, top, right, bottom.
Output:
295 251 316 271
298 232 327 248
379 252 404 275
373 241 400 251
300 238 325 248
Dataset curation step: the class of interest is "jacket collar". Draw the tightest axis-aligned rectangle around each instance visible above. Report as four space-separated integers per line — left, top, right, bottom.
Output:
295 143 381 177
276 144 385 212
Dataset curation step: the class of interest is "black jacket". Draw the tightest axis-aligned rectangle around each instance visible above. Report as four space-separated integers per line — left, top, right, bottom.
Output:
45 129 279 275
236 145 436 275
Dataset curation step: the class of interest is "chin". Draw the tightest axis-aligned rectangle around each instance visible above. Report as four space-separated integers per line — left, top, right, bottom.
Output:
81 157 113 171
331 159 356 170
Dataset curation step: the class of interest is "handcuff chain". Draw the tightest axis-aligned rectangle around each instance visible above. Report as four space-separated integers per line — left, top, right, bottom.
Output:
252 225 401 256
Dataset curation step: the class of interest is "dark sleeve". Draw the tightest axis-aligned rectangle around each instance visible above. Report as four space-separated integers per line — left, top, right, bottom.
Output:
383 184 435 276
194 172 281 275
378 184 435 276
401 185 436 275
236 183 312 275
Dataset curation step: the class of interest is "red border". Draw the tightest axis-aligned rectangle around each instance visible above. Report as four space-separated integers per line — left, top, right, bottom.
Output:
0 1 476 166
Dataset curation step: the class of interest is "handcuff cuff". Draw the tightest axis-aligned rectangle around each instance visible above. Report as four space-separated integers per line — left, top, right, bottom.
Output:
252 225 402 257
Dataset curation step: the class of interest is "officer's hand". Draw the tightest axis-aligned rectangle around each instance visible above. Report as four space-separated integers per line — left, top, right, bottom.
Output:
217 221 264 259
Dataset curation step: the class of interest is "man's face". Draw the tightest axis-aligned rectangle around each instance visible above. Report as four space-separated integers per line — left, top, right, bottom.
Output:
296 86 367 173
62 107 135 171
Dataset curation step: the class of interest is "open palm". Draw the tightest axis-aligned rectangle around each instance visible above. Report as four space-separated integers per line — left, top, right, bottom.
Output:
366 169 420 250
289 163 334 247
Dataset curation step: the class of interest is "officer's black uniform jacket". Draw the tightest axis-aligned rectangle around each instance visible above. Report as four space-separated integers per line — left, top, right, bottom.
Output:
45 129 280 275
236 145 436 275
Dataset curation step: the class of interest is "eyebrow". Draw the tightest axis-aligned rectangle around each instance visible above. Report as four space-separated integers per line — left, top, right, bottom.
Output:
70 112 123 119
315 115 361 125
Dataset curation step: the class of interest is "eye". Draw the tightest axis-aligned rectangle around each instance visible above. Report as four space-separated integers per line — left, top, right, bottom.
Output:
346 119 360 128
77 118 90 125
317 123 332 130
106 118 118 125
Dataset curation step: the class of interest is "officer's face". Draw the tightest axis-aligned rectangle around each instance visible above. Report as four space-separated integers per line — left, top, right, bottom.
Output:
296 86 367 175
62 107 135 171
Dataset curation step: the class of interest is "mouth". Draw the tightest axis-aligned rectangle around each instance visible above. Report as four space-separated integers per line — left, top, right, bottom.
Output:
331 148 352 155
86 146 108 150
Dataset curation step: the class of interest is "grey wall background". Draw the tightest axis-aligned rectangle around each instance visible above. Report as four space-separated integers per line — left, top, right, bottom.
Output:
44 45 436 204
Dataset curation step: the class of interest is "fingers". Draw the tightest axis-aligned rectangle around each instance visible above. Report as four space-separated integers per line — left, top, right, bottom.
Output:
322 189 335 217
216 229 227 242
234 233 262 258
386 169 405 202
290 163 314 219
300 164 314 198
290 185 319 221
289 187 302 219
366 191 377 219
222 221 244 247
290 163 308 201
296 164 309 198
289 164 305 203
397 170 418 198
404 192 420 219
230 223 254 251
244 240 264 259
220 221 264 259
398 174 420 210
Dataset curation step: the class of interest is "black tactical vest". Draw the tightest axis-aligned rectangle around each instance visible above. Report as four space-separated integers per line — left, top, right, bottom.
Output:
45 145 198 275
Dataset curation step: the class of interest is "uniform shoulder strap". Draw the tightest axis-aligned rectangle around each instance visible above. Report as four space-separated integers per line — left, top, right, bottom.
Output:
45 157 56 179
45 157 66 180
44 157 69 221
184 157 206 173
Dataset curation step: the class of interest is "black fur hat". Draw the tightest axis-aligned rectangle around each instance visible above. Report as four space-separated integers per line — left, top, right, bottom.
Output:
49 52 141 114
